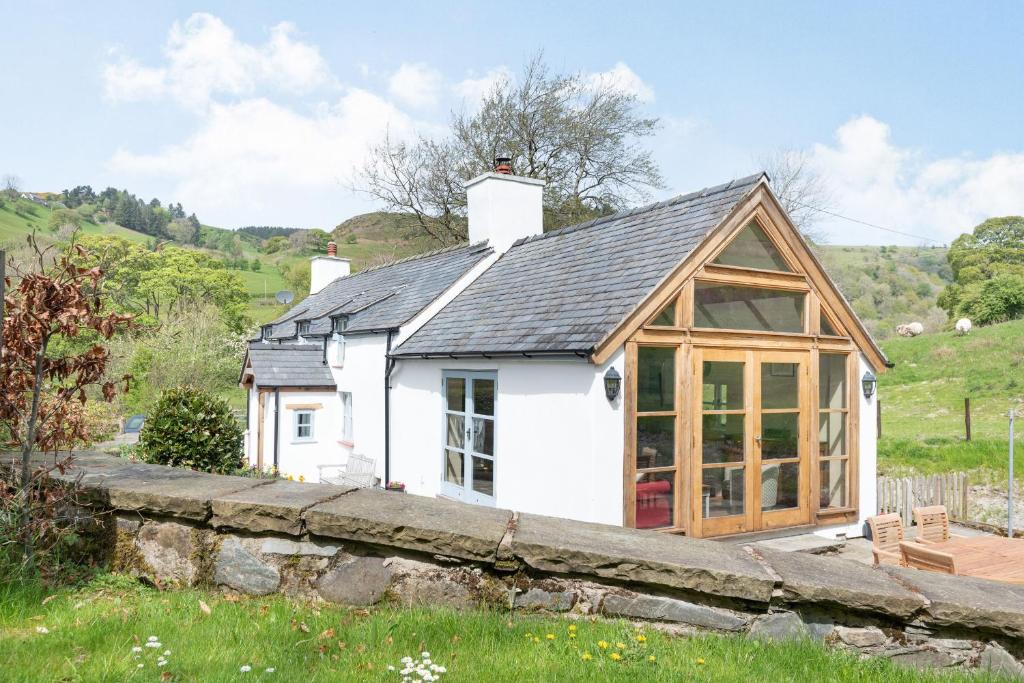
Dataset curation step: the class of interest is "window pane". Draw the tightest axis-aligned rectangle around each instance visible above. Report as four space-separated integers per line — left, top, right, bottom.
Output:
702 361 744 411
763 462 800 511
636 472 674 529
712 223 792 272
637 416 674 468
702 466 744 518
819 354 847 409
446 414 465 449
694 283 805 333
446 377 465 412
820 459 848 508
701 413 745 464
472 457 494 496
444 449 464 486
651 298 676 326
638 347 675 411
761 412 799 460
820 312 839 336
819 412 847 457
472 417 494 456
472 379 495 416
761 363 798 409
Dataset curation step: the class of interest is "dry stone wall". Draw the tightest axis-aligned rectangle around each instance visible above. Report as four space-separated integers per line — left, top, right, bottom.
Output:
4 451 1024 678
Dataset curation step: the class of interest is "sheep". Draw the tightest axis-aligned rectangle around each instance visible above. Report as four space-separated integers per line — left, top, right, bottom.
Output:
955 318 972 335
896 322 924 337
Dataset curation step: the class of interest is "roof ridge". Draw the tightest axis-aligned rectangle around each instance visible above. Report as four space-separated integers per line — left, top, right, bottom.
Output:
342 240 490 278
513 172 767 247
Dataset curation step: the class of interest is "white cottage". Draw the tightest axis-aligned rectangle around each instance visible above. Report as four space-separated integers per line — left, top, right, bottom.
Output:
242 166 889 540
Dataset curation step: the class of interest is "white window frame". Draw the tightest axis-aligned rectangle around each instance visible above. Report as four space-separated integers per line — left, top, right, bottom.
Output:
293 409 315 443
440 370 497 506
339 391 353 443
296 321 311 336
333 333 346 366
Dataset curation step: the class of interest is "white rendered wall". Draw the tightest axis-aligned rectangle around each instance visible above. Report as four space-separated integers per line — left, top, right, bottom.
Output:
267 389 343 483
814 352 878 540
389 349 626 526
326 334 388 481
464 173 544 254
309 256 351 295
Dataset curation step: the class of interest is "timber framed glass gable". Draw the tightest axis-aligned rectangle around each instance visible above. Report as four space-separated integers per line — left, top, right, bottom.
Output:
622 205 869 538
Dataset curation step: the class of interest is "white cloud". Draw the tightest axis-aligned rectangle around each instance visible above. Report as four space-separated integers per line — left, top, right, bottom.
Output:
109 90 417 226
102 13 333 109
586 62 654 102
808 116 1024 244
387 62 443 108
452 66 512 106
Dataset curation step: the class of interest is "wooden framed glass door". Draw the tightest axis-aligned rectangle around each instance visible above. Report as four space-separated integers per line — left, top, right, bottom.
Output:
693 348 810 536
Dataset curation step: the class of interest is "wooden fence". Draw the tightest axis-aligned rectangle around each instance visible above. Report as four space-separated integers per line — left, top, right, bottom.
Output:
877 472 969 526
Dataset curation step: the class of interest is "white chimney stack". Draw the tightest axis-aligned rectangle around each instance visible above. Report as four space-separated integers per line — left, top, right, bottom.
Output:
309 241 351 294
465 158 545 254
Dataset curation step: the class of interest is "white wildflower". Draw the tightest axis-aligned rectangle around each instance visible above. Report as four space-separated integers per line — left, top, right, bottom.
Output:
137 664 144 669
131 646 142 653
265 668 275 673
145 641 161 648
163 650 171 656
240 665 252 673
388 666 396 671
148 636 158 642
35 626 49 634
421 651 430 658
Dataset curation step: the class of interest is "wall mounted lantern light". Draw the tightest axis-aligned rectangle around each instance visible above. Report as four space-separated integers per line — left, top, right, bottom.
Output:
862 370 877 399
604 367 622 402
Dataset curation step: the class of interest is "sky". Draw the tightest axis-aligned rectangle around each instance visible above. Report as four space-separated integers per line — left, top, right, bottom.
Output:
1 1 1023 245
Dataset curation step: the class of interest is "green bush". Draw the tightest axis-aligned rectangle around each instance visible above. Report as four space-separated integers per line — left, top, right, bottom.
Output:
138 386 243 473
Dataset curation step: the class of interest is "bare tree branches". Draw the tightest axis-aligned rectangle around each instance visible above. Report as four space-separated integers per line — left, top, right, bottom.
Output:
359 54 663 244
759 150 834 243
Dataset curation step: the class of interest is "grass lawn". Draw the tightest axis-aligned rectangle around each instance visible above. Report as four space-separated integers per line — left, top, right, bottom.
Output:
0 200 152 245
877 318 1024 484
0 576 1000 683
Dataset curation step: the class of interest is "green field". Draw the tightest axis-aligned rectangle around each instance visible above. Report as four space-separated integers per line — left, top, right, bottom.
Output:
0 199 152 245
877 318 1024 482
0 576 990 683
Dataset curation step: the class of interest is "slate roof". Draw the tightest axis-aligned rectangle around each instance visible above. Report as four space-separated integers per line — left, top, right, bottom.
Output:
392 174 764 357
263 242 493 340
241 344 335 388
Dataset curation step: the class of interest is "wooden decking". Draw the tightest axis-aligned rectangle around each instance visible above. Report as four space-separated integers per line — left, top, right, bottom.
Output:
923 536 1024 585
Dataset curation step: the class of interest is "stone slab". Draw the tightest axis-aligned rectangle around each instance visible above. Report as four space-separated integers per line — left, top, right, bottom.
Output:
260 538 339 557
759 548 924 619
215 537 280 595
515 588 576 612
602 593 749 631
511 514 776 604
211 480 353 535
317 557 393 606
748 612 809 641
883 566 1024 638
304 488 512 563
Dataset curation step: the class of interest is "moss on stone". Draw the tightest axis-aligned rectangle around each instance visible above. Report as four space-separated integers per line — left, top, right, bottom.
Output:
190 529 221 587
110 523 152 576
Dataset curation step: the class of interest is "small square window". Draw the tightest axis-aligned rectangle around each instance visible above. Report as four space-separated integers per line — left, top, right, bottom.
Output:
294 410 315 441
333 317 348 333
296 321 311 335
261 325 272 340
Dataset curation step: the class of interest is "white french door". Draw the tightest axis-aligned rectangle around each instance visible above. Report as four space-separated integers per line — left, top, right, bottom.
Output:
441 371 496 506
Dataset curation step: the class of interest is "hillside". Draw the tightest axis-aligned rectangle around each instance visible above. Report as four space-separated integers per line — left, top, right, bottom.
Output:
0 196 152 245
815 245 952 341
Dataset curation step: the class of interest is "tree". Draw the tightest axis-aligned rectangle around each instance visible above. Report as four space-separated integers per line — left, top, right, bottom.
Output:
0 236 133 567
359 54 663 244
138 386 243 474
3 174 21 200
938 216 1024 325
758 150 834 243
47 209 81 234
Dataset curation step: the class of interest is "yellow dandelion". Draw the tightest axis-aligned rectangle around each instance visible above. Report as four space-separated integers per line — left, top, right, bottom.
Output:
697 657 706 665
616 642 626 650
298 475 305 482
610 652 622 661
581 653 593 661
597 641 609 650
569 633 577 639
568 624 577 632
635 634 647 642
649 655 657 663
546 634 555 641
533 637 540 644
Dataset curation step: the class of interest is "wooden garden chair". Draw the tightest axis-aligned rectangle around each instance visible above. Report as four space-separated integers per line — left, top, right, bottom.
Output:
913 505 966 544
867 513 906 567
900 541 959 575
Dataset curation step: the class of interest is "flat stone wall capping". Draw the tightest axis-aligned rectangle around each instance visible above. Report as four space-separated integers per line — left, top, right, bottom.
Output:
304 488 512 563
511 513 776 604
758 549 925 619
883 567 1024 639
211 480 355 535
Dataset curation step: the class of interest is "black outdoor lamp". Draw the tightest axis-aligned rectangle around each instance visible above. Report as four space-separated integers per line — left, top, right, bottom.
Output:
862 370 877 399
604 367 622 402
